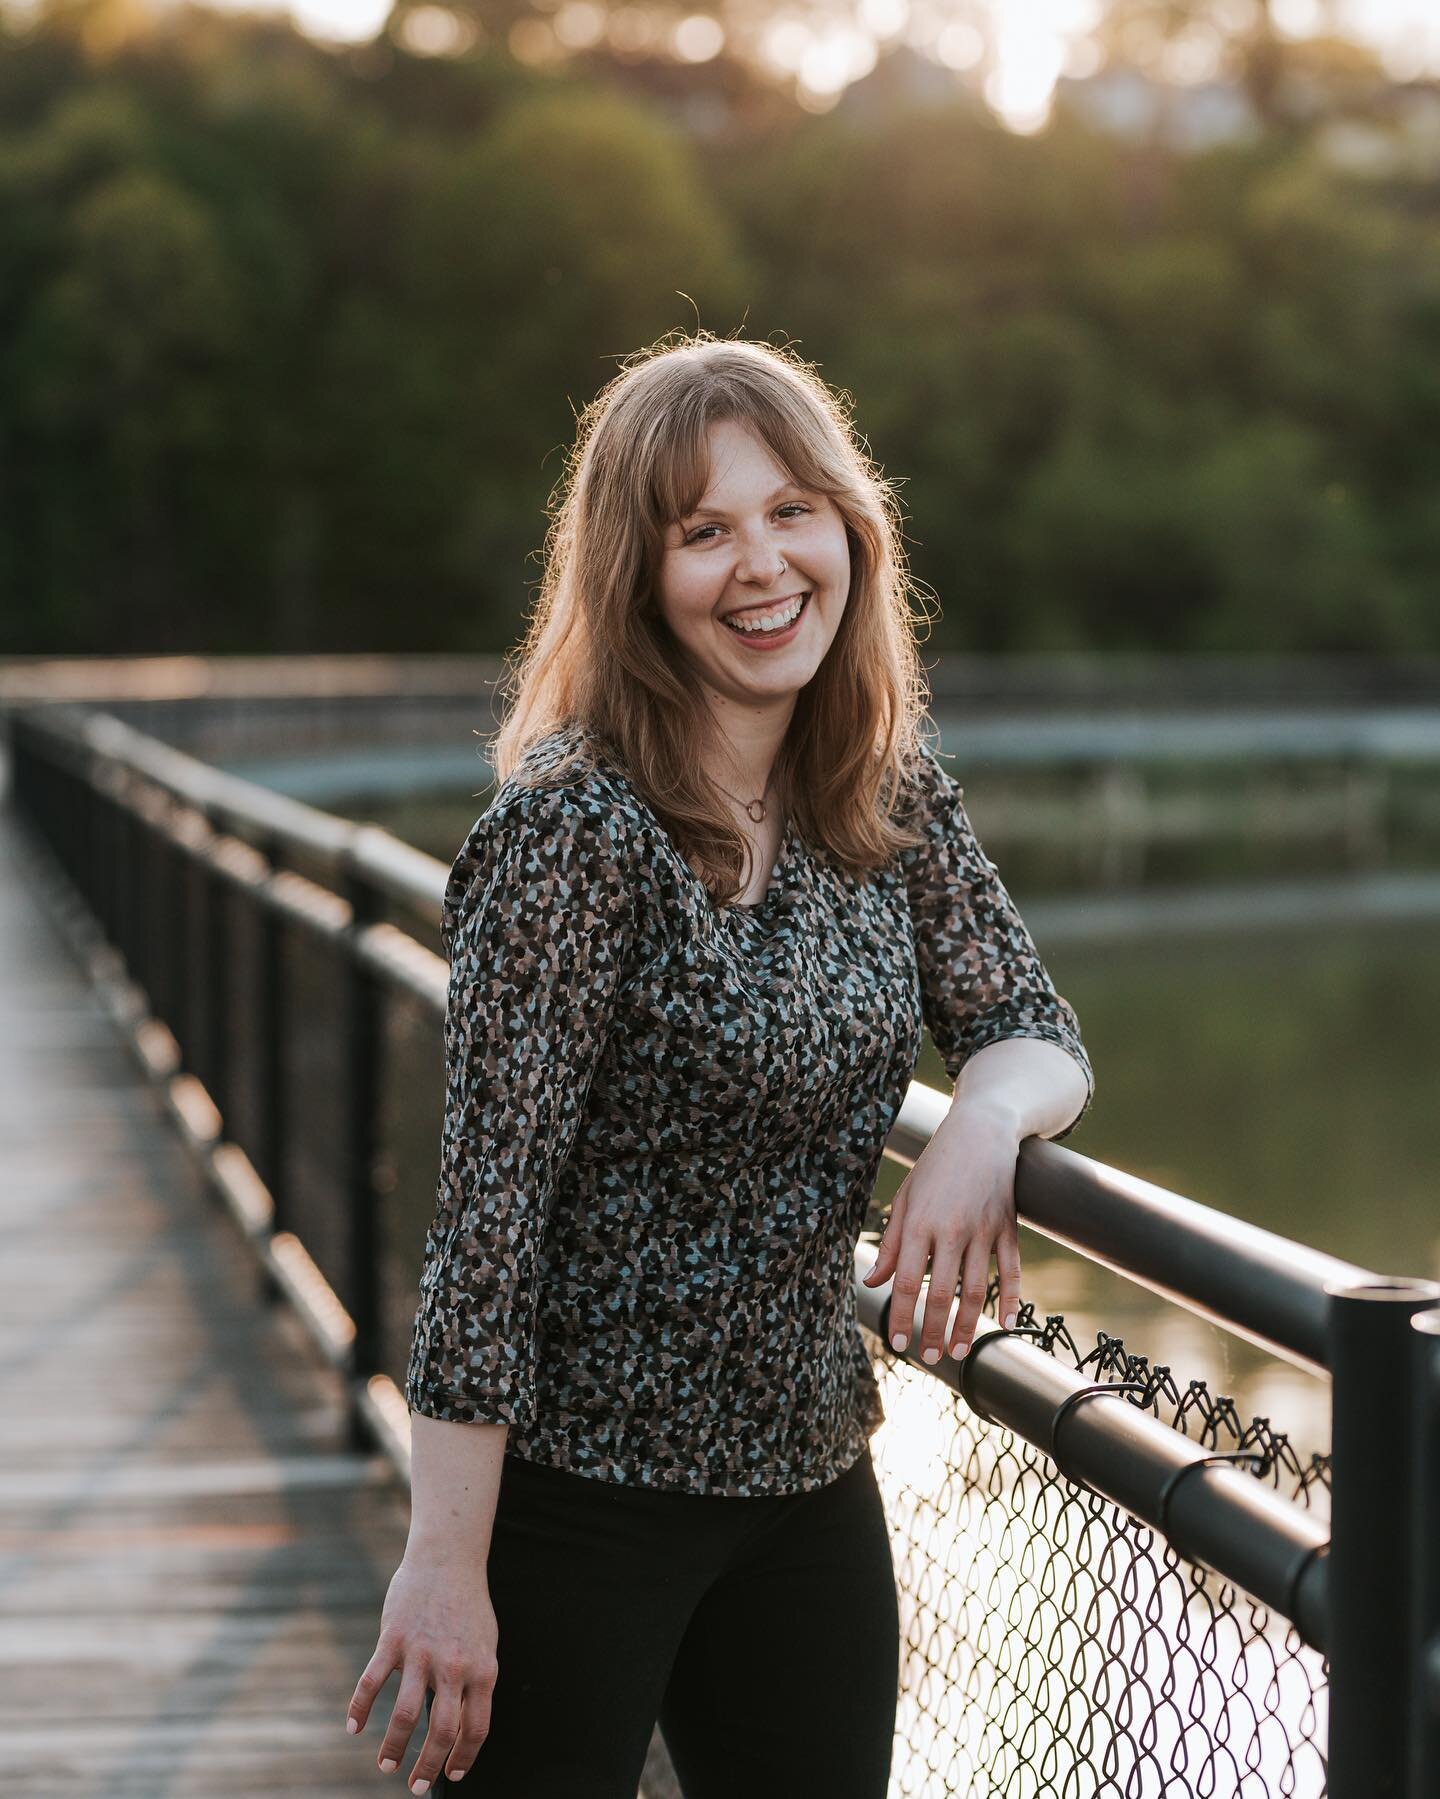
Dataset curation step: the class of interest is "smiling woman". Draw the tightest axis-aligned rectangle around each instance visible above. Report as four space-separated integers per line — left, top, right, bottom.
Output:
484 332 942 913
655 418 850 700
346 330 1095 1799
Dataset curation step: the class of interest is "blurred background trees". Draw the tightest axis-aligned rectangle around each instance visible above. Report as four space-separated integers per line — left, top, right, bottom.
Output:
3 0 1440 654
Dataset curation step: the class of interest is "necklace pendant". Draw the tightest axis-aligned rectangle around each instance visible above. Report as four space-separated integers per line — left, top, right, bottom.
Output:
745 799 767 823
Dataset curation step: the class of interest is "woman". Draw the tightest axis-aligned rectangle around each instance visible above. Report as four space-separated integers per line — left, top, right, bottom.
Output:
345 331 1094 1797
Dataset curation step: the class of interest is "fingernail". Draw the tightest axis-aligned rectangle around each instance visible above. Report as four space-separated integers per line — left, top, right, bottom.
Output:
380 1759 398 1774
890 1331 907 1352
922 1345 940 1364
413 1781 431 1795
1004 1312 1018 1330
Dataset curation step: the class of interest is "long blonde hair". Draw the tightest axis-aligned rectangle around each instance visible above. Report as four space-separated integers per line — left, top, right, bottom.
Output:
489 329 940 906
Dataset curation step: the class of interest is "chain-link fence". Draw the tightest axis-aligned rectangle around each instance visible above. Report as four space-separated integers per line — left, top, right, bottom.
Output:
868 1291 1330 1798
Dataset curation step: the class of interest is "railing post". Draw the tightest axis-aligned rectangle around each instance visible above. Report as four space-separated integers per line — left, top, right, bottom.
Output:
1412 1302 1440 1797
88 755 106 925
144 798 169 1029
81 745 103 928
1326 1276 1440 1798
127 784 148 995
254 829 289 1298
342 852 384 1451
182 823 205 1082
163 810 185 1040
168 816 187 1044
95 769 119 945
124 778 145 985
203 815 231 1128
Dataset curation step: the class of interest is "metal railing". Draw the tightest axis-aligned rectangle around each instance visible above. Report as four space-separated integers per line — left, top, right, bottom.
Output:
5 694 1439 1799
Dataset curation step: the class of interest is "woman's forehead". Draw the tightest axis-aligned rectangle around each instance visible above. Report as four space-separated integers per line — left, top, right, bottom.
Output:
660 421 797 515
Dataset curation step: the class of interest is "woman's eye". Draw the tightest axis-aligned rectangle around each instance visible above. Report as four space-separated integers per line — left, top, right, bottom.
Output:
683 504 811 546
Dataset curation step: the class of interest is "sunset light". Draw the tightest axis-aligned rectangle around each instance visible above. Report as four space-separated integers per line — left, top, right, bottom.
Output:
14 0 1439 129
985 0 1099 134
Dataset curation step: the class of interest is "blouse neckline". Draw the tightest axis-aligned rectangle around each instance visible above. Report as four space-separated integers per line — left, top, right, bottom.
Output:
723 813 798 915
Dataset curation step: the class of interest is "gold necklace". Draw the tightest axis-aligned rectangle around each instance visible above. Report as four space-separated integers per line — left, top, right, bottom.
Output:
713 775 773 824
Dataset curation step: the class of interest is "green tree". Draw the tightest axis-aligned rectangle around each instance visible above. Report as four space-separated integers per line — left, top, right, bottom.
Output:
395 83 750 634
11 158 244 645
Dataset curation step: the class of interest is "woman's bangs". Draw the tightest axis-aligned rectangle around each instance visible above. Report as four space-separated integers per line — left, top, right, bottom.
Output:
646 404 844 539
644 412 711 537
755 407 843 503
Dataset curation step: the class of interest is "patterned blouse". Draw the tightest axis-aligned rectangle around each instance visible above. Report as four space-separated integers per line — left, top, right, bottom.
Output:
404 722 1094 1496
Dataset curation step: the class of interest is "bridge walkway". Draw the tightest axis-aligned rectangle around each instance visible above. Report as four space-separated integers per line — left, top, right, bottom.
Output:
0 793 408 1797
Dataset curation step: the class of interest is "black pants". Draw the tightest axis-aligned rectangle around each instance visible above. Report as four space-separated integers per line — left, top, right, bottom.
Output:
427 1443 900 1798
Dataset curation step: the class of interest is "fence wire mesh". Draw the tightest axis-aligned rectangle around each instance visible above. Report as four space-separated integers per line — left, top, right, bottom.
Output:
865 1274 1331 1799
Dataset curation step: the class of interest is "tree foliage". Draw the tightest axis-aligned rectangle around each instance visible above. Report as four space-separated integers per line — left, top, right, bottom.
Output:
3 3 1438 653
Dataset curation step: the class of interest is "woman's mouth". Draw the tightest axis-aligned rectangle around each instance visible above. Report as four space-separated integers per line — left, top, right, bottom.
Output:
719 591 811 649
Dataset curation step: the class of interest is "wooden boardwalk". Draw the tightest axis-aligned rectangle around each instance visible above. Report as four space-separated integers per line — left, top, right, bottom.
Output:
0 798 411 1796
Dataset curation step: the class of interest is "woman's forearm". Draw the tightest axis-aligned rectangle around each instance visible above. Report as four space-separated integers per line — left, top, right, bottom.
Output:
406 1414 509 1564
947 1035 1091 1142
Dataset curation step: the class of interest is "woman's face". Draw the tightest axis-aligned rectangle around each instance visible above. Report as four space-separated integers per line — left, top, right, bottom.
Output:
654 418 851 721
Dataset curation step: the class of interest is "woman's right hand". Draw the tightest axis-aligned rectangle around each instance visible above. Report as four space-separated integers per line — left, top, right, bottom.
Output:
346 1547 499 1792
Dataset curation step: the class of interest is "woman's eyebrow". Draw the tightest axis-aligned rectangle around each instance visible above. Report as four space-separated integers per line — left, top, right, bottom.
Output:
684 482 804 521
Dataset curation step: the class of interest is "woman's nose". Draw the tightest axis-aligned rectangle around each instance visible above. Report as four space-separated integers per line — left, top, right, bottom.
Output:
733 536 787 586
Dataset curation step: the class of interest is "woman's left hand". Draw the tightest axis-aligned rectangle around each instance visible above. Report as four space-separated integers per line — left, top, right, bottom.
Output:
861 1094 1025 1363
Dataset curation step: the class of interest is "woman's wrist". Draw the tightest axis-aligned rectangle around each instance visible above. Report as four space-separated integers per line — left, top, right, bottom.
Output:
939 1088 1024 1140
405 1522 493 1565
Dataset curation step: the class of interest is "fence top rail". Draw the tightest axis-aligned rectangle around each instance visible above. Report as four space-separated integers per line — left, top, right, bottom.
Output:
16 697 1401 1377
55 706 442 908
5 647 1440 708
887 1086 1388 1377
927 705 1440 764
0 652 508 705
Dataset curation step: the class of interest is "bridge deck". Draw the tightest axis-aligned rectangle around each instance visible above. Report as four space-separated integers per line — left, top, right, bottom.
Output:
0 802 409 1796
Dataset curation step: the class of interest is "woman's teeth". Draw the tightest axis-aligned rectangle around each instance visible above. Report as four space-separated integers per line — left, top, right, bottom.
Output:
722 593 808 635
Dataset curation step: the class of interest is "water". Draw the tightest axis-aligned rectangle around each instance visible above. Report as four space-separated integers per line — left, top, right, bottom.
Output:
1014 916 1440 1466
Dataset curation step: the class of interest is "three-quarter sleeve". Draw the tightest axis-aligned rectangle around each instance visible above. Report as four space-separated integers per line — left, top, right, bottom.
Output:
899 742 1095 1141
404 781 640 1427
